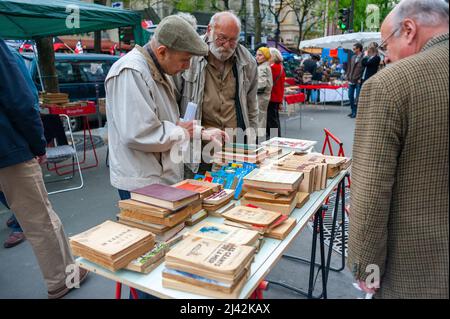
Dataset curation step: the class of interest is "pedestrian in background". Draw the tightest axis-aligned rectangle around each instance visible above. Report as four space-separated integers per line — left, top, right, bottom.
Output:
346 42 364 118
267 47 286 139
255 47 273 131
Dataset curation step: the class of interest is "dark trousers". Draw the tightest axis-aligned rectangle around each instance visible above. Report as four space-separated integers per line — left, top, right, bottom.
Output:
266 102 281 139
348 83 361 116
118 189 158 300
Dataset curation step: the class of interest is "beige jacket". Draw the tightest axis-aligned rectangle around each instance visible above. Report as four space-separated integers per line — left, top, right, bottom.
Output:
257 61 273 112
175 36 259 131
105 46 186 191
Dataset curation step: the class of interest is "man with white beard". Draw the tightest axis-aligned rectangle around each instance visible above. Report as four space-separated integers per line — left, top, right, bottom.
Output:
176 11 259 175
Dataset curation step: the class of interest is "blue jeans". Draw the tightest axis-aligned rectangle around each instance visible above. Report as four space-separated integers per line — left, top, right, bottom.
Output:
348 83 361 116
0 192 23 233
118 189 158 300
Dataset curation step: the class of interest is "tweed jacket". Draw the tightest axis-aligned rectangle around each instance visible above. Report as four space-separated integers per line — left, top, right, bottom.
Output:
348 33 449 299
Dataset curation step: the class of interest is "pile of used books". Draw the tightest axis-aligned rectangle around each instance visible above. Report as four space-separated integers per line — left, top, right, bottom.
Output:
274 152 351 193
172 179 222 226
221 205 292 238
261 137 317 153
117 183 200 242
69 220 155 272
125 242 167 274
185 221 262 252
39 92 69 105
241 168 307 214
202 189 235 217
213 143 269 164
162 236 256 298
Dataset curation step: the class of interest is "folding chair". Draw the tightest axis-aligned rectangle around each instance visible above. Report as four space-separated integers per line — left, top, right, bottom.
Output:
321 128 351 186
320 128 350 266
41 114 84 195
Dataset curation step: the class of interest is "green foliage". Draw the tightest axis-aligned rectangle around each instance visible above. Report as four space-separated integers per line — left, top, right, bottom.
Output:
337 0 399 32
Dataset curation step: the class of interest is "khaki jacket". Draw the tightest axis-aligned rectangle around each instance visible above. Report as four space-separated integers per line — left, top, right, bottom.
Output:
348 33 449 298
105 46 186 191
175 36 259 131
257 61 273 113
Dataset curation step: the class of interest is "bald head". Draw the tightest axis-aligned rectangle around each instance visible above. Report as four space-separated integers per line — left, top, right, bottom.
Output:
209 12 241 33
207 11 241 61
380 0 448 64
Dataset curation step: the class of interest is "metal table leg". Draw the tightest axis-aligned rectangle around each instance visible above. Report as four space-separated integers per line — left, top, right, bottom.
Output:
266 205 329 299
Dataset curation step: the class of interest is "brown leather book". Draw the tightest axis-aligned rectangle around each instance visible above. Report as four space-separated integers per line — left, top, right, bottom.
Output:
130 183 199 210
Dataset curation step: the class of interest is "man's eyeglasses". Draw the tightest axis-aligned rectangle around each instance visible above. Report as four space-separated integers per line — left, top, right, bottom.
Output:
378 25 401 56
214 34 239 47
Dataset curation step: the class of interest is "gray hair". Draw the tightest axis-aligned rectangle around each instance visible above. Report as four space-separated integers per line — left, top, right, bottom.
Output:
209 11 241 32
176 12 198 31
269 47 283 63
392 0 449 35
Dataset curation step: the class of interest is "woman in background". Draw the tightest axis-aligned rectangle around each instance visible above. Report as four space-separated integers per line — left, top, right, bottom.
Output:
267 47 286 139
255 47 273 131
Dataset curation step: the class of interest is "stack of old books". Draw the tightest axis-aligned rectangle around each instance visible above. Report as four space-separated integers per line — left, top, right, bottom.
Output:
69 220 155 272
274 152 351 194
172 179 222 226
222 205 286 234
213 143 268 164
202 189 235 216
185 221 262 252
125 242 167 274
222 205 297 240
117 183 199 242
162 236 256 298
39 92 69 105
241 168 305 214
261 137 317 153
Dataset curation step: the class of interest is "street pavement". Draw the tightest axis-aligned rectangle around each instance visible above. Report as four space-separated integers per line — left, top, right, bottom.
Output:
0 103 365 299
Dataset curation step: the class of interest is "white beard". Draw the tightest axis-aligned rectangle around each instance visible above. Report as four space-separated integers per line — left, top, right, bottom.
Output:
208 33 235 62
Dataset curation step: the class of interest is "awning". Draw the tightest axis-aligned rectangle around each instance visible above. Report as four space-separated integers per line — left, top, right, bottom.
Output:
0 0 145 45
299 32 381 50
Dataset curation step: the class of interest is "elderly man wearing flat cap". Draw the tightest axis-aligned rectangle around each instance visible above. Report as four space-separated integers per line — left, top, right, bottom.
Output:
105 15 226 205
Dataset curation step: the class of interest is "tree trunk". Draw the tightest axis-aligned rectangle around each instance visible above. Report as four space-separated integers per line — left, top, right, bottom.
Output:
253 0 262 44
275 19 281 49
94 31 102 53
94 0 106 53
35 37 59 93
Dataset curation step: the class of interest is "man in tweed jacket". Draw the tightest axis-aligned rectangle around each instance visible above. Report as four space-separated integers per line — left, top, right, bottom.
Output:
348 0 449 298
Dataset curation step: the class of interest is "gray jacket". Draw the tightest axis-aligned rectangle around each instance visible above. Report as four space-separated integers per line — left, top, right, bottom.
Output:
175 36 259 131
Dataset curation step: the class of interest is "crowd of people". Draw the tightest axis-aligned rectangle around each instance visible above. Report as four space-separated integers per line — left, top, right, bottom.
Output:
0 0 448 299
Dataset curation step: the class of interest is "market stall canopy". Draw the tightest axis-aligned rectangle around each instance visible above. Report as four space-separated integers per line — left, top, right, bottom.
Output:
299 32 381 50
0 0 144 45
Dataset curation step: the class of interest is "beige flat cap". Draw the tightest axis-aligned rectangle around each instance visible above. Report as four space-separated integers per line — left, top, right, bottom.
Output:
154 15 208 56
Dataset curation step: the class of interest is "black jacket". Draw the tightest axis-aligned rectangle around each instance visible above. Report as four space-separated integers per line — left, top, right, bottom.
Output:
0 39 46 169
362 55 381 82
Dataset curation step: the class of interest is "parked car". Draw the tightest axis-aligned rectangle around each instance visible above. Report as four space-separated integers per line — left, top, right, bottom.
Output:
21 53 120 131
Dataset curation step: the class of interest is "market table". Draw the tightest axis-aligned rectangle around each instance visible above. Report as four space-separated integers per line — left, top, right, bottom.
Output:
76 169 348 299
298 83 349 107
